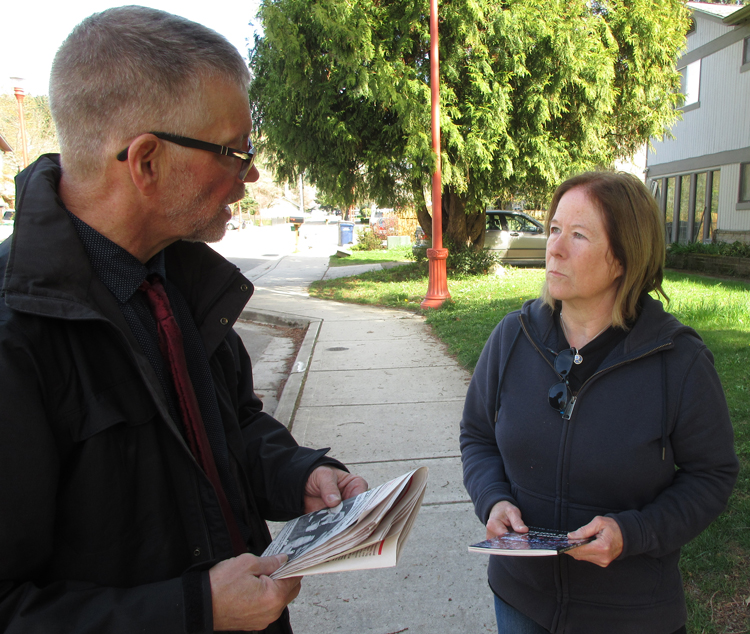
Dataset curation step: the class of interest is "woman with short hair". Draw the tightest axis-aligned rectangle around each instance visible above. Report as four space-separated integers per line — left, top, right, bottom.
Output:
460 171 739 634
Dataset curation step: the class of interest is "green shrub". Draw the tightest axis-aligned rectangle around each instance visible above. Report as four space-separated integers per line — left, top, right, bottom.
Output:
352 226 386 251
445 239 500 276
408 238 501 275
409 246 429 264
667 241 750 258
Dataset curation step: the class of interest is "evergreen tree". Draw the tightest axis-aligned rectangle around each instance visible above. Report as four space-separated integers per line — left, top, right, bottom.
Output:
249 0 689 246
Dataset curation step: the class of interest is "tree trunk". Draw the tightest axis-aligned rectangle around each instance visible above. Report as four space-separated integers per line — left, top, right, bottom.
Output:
412 179 432 238
442 187 485 249
414 181 485 249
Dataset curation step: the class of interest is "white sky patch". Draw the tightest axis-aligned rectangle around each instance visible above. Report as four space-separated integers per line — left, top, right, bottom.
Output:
2 0 261 96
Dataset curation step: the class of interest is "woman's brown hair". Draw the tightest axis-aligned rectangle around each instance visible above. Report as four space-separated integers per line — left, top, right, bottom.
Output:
541 171 668 328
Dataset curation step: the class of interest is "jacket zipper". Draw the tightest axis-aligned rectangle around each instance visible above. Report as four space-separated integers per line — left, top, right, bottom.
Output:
518 313 674 630
519 314 674 423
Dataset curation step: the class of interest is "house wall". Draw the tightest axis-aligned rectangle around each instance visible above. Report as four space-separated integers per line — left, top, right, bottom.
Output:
689 12 734 50
648 22 750 167
646 11 750 243
717 163 747 233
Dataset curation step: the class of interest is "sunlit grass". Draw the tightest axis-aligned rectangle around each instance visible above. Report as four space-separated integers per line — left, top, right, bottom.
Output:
327 245 412 267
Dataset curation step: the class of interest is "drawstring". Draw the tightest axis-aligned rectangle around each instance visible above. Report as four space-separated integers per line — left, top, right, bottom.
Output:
494 322 523 423
661 352 668 461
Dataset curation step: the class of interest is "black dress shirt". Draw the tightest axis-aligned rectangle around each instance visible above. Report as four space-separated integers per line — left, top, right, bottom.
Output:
67 211 250 540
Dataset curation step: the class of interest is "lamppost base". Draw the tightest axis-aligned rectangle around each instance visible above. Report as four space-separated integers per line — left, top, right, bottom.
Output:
421 247 450 309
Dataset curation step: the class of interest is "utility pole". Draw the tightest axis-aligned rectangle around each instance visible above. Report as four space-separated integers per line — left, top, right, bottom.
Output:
299 172 305 215
11 78 29 168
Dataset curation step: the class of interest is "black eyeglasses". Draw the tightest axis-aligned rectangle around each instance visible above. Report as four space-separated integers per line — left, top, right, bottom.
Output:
116 131 255 179
548 347 578 419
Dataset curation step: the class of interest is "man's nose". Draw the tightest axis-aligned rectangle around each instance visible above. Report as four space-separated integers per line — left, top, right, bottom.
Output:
244 165 260 183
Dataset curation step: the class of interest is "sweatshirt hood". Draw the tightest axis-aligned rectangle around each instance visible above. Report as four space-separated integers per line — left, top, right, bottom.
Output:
518 294 703 357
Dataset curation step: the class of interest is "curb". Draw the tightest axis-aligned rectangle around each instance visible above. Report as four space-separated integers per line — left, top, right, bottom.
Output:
239 308 321 430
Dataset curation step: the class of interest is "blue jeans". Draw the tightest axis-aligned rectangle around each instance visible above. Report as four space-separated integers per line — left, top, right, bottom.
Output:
494 594 688 634
494 594 550 634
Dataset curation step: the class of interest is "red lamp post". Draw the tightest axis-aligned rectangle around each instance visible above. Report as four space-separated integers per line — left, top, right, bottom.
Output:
421 0 450 309
11 78 29 169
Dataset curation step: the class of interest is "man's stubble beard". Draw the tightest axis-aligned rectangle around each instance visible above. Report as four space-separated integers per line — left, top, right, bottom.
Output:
165 167 246 244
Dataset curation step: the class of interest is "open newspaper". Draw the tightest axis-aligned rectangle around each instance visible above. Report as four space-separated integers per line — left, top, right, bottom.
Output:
263 467 428 579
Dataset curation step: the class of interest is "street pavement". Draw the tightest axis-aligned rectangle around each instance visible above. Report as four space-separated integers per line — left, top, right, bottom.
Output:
213 223 497 634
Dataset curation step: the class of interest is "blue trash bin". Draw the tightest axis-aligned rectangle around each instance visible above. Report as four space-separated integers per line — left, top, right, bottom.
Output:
339 221 354 246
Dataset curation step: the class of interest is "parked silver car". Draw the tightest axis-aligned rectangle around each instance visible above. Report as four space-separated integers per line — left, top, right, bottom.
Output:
414 210 547 266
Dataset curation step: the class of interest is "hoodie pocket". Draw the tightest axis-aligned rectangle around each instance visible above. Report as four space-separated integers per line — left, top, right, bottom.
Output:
567 553 667 607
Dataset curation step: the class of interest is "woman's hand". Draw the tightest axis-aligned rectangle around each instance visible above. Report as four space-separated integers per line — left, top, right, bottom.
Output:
486 501 528 539
566 516 623 567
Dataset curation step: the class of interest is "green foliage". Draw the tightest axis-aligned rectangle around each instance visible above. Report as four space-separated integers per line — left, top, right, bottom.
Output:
667 240 750 258
445 239 502 277
238 193 259 215
409 246 429 264
351 226 386 250
249 0 688 243
0 94 59 198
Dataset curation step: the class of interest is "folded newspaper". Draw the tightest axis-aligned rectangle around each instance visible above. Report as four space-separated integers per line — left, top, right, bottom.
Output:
263 467 428 579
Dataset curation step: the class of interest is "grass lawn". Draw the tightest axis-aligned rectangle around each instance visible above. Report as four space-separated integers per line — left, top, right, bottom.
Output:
309 264 750 633
327 245 412 267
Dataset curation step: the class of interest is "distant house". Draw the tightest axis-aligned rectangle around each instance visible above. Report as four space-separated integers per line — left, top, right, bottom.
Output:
263 197 302 220
646 2 750 245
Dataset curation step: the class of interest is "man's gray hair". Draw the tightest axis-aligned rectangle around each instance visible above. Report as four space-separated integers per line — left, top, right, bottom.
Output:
50 5 250 177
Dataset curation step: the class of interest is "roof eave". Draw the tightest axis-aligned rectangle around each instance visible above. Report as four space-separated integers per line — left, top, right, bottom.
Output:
724 4 750 26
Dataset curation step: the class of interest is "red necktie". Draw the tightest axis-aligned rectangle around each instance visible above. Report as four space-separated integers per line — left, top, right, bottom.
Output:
140 275 247 555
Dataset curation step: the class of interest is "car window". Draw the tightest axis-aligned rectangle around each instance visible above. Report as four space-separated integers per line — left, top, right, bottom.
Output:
506 215 540 233
486 215 504 231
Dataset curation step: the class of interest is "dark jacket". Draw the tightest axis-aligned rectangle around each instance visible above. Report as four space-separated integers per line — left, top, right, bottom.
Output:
460 297 739 634
0 155 341 633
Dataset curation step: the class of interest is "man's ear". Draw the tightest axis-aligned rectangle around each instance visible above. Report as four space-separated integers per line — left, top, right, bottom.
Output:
125 134 163 196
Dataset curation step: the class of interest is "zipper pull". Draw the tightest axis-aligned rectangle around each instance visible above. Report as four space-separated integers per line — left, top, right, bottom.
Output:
563 396 577 420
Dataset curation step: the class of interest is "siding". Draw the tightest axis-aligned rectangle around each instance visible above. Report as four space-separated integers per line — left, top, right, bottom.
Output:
648 34 750 167
718 164 750 232
687 13 731 51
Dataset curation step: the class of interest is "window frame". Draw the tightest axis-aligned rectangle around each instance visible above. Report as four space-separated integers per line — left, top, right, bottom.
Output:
738 163 750 210
742 36 750 73
679 59 701 112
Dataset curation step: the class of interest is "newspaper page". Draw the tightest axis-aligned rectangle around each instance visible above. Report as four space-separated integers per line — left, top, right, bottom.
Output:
264 467 428 578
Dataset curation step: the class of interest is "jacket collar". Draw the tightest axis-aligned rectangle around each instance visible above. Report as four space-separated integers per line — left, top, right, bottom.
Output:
518 293 701 362
3 154 253 352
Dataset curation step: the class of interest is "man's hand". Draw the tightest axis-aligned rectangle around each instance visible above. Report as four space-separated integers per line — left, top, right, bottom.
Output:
304 466 368 513
210 553 301 631
486 501 528 540
566 516 623 568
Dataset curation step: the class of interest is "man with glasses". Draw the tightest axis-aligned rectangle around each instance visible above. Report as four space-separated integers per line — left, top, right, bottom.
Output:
0 7 366 633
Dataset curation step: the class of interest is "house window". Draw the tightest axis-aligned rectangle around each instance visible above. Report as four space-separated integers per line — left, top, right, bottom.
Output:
680 60 701 109
687 18 696 36
743 36 750 72
740 163 750 204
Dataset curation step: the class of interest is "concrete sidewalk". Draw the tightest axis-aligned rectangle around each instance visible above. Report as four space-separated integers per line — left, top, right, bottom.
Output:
242 252 497 634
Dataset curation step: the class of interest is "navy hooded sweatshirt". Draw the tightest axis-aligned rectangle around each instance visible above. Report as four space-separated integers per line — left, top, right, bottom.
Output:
460 296 739 634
